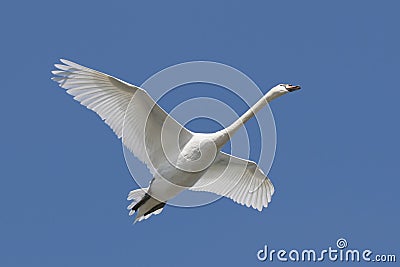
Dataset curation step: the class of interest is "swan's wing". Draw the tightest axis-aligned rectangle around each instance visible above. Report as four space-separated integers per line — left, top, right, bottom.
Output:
189 152 274 211
52 59 192 172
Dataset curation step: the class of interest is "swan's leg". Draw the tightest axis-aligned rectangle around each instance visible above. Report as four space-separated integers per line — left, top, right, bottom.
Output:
131 193 151 211
144 202 166 216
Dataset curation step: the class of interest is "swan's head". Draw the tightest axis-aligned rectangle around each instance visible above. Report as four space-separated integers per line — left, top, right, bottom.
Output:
267 84 301 101
275 83 301 93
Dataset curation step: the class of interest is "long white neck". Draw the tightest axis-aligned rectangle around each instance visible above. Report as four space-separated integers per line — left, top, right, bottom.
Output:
213 88 286 148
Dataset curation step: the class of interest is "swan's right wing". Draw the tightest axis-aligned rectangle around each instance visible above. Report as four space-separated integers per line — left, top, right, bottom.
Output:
190 152 274 211
52 59 192 173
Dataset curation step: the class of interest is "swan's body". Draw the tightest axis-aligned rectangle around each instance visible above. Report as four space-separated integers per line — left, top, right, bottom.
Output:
52 59 300 222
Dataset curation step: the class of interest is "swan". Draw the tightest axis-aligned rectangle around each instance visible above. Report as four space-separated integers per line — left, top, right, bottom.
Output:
52 59 301 222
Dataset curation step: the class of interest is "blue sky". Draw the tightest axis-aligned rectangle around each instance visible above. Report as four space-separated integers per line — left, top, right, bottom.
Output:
1 1 399 266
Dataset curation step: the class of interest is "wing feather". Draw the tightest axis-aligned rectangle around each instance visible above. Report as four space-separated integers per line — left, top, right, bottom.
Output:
52 59 192 173
190 152 274 211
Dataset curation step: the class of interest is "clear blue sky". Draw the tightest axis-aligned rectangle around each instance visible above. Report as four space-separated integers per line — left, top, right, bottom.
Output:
1 1 399 266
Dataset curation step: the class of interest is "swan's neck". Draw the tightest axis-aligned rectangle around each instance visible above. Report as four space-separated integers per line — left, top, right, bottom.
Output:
213 89 285 148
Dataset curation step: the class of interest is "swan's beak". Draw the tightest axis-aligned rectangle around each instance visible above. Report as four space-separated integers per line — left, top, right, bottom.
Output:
286 84 301 92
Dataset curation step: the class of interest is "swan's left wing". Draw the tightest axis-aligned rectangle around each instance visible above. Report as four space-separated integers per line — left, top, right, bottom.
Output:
189 152 274 211
52 59 192 173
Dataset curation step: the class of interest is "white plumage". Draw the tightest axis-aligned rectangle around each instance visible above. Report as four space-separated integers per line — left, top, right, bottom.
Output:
52 59 300 222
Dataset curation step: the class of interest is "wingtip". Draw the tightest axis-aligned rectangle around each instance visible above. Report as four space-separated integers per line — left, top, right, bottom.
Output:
59 58 69 64
54 63 66 70
60 59 76 67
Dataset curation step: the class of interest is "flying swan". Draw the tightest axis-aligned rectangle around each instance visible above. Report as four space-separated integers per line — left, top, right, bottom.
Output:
52 59 301 222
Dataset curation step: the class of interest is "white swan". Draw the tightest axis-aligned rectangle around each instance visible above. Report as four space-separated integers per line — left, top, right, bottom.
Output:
52 59 301 222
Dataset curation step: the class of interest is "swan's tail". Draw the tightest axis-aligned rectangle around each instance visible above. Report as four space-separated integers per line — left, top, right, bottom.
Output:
127 188 166 223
